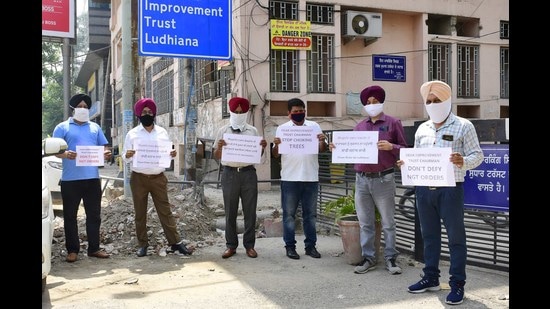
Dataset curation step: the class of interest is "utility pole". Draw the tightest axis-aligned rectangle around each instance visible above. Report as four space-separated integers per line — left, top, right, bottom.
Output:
121 0 134 198
62 37 71 120
183 59 197 186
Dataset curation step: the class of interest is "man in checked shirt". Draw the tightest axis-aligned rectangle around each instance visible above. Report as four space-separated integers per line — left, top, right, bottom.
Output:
399 80 483 305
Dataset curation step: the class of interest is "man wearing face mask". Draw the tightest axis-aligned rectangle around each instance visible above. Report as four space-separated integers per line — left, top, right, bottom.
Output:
213 97 267 259
123 98 194 257
52 94 112 262
272 98 327 260
399 81 483 305
331 86 407 274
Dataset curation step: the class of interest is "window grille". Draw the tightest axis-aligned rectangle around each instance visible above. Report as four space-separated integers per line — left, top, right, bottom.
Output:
500 21 509 39
457 45 479 98
270 49 299 92
428 43 451 84
307 34 334 93
500 47 509 99
306 3 333 24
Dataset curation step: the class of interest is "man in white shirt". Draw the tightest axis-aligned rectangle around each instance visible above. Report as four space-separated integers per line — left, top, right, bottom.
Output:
213 97 267 259
123 98 194 257
272 98 327 259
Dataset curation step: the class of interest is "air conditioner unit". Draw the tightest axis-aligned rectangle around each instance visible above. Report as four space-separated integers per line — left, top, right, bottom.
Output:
342 11 382 38
202 82 215 101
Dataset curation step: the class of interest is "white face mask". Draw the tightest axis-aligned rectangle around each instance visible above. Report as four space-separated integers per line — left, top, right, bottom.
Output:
363 104 384 117
425 97 451 123
229 111 248 130
73 107 90 122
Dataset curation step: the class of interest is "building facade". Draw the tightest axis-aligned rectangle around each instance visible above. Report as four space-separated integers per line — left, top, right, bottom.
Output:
81 0 509 183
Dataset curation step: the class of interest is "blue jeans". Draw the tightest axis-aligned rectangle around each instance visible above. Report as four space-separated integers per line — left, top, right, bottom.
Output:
415 183 466 284
355 173 399 261
281 181 318 249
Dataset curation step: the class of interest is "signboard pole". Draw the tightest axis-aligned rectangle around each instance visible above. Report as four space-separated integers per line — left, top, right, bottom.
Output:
121 0 134 198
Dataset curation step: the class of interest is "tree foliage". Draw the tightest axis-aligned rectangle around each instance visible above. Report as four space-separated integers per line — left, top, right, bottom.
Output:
42 42 64 138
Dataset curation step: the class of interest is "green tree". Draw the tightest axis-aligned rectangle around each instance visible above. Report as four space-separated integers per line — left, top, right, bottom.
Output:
42 42 64 138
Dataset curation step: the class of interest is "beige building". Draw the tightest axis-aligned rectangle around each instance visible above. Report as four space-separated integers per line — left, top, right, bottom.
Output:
107 0 509 183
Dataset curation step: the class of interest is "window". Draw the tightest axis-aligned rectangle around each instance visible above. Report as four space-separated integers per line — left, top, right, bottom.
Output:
143 67 151 98
270 0 298 20
457 45 479 98
152 70 174 116
219 70 231 117
152 57 173 75
271 50 300 92
307 34 334 93
269 1 300 92
428 43 451 84
500 47 509 99
178 60 186 108
193 60 220 102
500 21 509 40
306 3 333 24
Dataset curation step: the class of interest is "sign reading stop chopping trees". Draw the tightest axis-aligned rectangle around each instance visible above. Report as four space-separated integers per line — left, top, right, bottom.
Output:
42 0 75 39
270 20 312 50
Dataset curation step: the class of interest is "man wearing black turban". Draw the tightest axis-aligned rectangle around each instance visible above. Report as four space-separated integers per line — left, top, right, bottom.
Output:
52 94 112 262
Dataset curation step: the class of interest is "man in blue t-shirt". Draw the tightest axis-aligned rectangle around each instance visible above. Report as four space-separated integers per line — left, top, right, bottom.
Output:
52 94 112 263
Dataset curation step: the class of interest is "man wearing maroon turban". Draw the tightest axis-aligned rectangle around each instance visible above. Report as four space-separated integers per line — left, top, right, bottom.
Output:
213 97 267 259
123 98 194 257
331 85 408 275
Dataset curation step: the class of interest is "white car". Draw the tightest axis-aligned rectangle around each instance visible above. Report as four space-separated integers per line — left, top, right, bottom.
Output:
42 137 67 293
42 155 63 203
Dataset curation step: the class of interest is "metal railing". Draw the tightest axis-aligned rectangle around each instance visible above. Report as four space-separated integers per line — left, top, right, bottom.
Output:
316 152 509 272
100 150 509 272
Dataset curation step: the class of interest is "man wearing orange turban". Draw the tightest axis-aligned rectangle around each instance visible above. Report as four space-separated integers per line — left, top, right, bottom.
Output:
401 81 484 305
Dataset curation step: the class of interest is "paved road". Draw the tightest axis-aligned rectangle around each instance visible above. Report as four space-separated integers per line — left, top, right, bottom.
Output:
45 164 509 308
42 235 509 308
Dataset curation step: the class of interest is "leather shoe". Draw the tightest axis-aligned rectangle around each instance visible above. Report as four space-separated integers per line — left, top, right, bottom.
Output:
136 247 147 257
88 249 110 258
222 248 236 259
286 247 300 259
305 246 321 258
171 242 194 255
66 252 78 263
246 248 258 258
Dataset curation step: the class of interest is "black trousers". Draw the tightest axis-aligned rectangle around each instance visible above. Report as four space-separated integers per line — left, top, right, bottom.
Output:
60 178 102 254
221 166 258 249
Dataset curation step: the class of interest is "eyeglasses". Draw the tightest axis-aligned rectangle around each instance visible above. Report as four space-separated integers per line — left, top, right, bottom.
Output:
141 110 154 116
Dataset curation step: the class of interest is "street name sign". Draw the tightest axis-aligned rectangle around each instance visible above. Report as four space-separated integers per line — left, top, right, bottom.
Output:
139 0 232 60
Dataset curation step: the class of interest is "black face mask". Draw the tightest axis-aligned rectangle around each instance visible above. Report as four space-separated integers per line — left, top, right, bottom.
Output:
139 115 155 127
290 112 306 123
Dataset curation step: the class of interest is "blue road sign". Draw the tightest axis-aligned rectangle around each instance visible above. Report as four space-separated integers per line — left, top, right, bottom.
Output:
139 0 232 60
463 144 509 212
372 55 406 82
